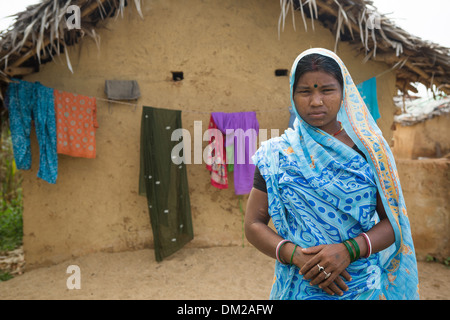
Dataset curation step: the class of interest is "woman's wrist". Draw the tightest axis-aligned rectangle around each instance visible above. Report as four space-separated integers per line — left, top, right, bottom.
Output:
341 236 368 263
339 242 353 264
280 242 302 266
275 240 291 264
354 235 368 258
279 242 292 264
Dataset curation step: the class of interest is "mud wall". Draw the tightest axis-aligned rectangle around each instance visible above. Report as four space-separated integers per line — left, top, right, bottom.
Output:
394 114 450 159
397 159 450 260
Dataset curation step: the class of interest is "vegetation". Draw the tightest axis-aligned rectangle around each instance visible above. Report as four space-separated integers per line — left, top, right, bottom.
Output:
0 121 23 282
426 255 450 268
0 122 23 252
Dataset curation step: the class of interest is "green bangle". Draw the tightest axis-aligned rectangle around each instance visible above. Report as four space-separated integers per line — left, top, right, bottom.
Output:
348 238 360 261
343 240 355 262
290 244 298 265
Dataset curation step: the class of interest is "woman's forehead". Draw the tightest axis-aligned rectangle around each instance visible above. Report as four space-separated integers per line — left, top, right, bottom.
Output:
296 71 340 85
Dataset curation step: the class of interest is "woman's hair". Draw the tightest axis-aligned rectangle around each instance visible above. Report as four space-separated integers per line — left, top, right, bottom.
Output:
293 54 344 94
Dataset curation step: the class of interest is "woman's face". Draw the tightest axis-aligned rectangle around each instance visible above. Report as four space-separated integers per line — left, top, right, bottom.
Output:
293 70 343 131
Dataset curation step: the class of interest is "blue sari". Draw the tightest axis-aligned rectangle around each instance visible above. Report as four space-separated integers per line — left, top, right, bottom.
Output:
252 48 419 300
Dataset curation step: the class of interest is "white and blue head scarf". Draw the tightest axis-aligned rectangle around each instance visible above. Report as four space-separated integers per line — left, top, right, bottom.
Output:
253 48 419 300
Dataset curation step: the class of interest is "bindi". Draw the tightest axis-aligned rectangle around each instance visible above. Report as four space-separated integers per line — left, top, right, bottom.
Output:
314 84 318 88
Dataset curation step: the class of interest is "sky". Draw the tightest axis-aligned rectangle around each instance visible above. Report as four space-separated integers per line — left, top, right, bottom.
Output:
0 0 42 32
0 0 448 96
369 0 450 48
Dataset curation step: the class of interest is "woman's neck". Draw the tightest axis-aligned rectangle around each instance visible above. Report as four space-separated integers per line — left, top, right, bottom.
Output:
318 120 342 136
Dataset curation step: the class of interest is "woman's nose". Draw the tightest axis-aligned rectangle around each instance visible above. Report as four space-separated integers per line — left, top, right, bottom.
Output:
310 93 324 107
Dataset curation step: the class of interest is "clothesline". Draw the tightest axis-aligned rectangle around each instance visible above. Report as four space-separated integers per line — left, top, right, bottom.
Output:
94 73 388 115
94 96 288 114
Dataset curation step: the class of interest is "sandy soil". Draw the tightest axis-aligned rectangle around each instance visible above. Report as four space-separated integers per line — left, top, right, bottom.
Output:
0 246 448 300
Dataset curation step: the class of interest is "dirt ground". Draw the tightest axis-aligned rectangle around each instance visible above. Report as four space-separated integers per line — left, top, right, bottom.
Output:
0 246 448 300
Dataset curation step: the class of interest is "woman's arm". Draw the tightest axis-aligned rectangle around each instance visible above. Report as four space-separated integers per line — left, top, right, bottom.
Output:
357 191 396 255
244 188 292 261
245 188 351 296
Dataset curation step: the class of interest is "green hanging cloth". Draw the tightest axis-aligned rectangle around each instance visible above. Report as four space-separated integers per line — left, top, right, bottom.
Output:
139 106 194 261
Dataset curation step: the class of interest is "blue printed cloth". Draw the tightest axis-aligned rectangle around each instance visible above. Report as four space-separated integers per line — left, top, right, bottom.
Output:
252 48 419 300
288 105 296 129
7 79 58 184
356 77 381 121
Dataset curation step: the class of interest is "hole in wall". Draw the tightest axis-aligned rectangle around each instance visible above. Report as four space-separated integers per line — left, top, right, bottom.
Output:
275 69 289 77
172 71 184 81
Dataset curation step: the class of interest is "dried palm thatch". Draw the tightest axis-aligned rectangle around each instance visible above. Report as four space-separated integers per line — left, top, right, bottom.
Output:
279 0 449 95
0 0 448 105
393 96 450 126
0 0 143 98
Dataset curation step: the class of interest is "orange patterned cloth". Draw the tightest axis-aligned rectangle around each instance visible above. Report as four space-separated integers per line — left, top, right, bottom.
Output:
54 90 98 158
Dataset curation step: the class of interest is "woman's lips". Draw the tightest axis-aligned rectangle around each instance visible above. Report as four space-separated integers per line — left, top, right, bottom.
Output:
309 112 326 119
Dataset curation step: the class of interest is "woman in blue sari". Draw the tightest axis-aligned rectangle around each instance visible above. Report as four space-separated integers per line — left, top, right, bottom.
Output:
245 48 419 300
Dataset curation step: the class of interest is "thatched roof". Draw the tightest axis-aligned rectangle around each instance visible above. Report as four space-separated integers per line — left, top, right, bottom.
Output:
0 0 143 96
279 0 449 95
0 0 449 102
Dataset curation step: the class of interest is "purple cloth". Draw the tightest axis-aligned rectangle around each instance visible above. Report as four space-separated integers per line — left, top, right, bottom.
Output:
211 112 259 195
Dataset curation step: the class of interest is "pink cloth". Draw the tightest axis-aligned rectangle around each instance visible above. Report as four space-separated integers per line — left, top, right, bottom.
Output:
206 115 228 189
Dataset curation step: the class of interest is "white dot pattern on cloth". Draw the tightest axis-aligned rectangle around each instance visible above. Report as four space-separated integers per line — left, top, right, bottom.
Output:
54 90 97 158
